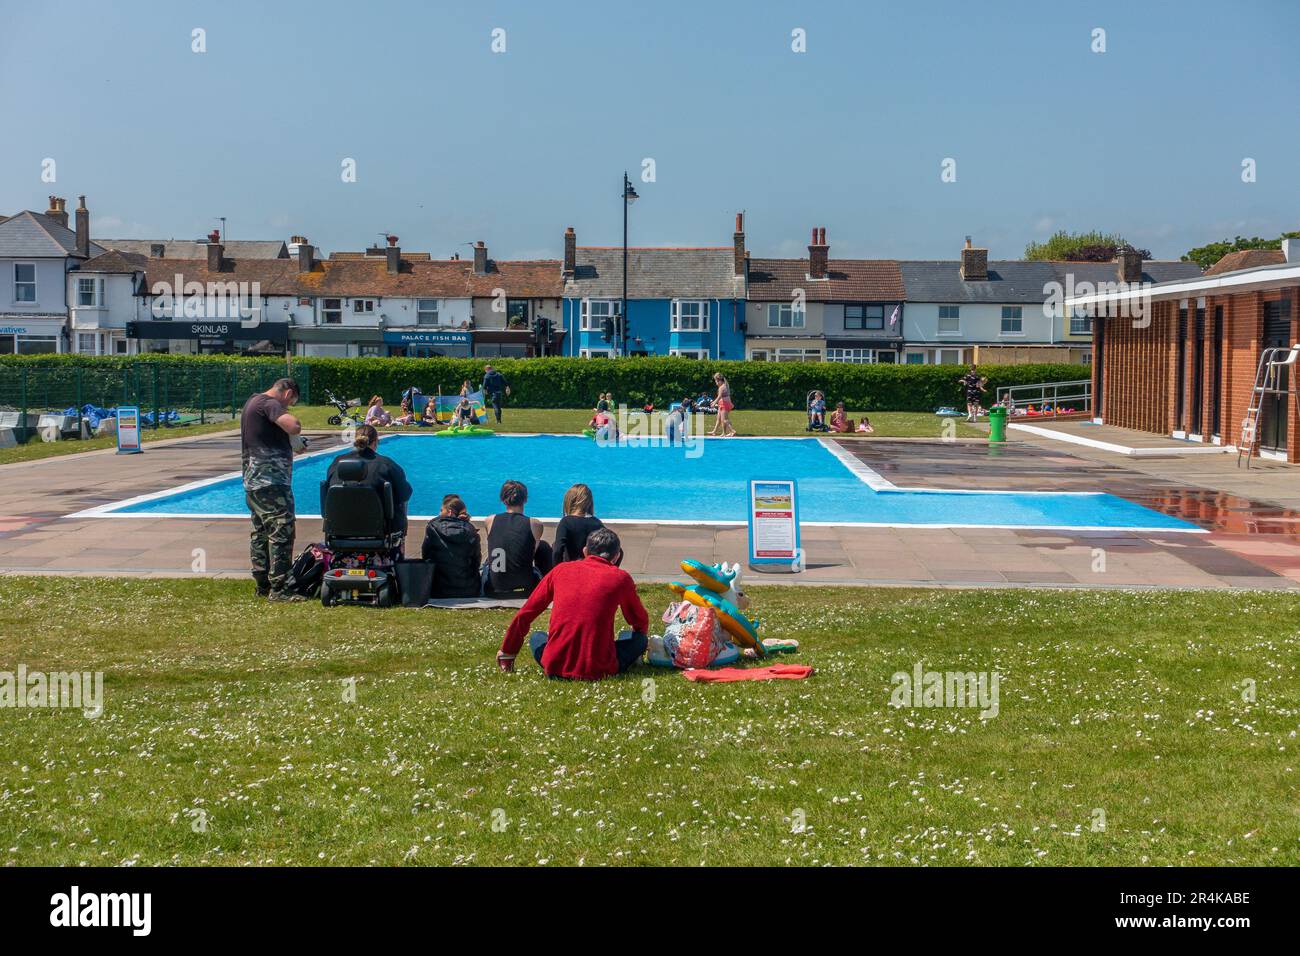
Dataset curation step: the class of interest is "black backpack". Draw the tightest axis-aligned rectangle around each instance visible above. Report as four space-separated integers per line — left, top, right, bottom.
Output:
285 544 329 597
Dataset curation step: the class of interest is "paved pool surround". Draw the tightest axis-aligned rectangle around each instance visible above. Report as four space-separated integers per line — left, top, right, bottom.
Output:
1 429 1298 589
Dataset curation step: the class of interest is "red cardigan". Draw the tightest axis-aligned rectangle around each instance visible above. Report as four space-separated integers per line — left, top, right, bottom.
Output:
501 556 649 680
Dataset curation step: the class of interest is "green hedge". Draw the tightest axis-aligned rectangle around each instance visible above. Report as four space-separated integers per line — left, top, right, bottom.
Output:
0 354 1088 412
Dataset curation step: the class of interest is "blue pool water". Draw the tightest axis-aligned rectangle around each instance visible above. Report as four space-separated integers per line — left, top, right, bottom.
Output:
104 434 1196 530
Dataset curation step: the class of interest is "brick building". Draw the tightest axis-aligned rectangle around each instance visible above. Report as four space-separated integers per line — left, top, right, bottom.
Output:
1068 241 1300 462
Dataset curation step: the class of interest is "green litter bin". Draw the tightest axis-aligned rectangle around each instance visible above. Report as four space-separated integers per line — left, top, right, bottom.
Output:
988 406 1007 443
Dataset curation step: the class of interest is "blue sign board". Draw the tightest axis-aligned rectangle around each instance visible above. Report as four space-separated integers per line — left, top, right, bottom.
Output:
382 330 471 346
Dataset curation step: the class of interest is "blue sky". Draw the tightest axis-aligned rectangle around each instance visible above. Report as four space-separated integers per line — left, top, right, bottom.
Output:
2 0 1297 261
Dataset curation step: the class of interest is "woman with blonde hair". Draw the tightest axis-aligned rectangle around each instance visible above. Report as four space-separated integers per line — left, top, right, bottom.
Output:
364 395 393 426
553 482 605 563
710 372 736 437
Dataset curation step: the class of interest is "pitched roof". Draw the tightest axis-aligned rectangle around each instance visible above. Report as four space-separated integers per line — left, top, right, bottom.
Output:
1051 260 1203 286
563 247 744 299
137 256 564 299
899 259 1202 303
99 238 289 259
330 251 434 261
0 210 105 258
464 260 563 298
1204 249 1285 276
747 258 904 301
77 250 149 273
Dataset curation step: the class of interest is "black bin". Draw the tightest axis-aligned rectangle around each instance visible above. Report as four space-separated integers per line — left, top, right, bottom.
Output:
395 560 435 607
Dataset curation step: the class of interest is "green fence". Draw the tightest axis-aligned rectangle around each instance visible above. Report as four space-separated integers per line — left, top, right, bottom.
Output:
0 361 308 444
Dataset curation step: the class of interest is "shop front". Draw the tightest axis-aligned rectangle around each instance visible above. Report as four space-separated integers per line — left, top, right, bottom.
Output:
472 328 565 358
0 317 65 354
383 329 472 358
291 327 387 358
824 338 900 364
745 336 825 362
126 320 289 355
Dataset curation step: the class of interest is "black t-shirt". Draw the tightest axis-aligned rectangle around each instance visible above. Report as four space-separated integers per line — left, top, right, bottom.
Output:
242 393 291 460
554 514 604 563
486 511 537 593
241 392 292 487
961 372 983 398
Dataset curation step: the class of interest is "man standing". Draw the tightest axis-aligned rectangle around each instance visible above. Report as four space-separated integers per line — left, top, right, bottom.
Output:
241 378 304 601
481 364 510 424
496 527 649 680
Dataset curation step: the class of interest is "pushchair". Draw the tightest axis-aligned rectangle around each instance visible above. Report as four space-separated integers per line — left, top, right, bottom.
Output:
805 390 830 432
317 458 405 607
692 393 718 415
324 388 365 427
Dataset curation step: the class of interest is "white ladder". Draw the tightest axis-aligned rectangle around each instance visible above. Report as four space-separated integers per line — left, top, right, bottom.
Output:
1238 344 1300 468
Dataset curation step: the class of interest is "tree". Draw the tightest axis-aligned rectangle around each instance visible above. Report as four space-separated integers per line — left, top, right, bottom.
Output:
1024 231 1150 262
1181 232 1300 270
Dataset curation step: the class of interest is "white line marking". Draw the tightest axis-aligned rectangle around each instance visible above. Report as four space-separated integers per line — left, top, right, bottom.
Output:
1009 422 1235 456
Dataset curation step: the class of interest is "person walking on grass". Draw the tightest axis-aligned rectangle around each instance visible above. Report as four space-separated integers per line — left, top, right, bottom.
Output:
710 372 736 437
240 378 305 601
481 364 510 424
496 527 649 680
959 364 986 423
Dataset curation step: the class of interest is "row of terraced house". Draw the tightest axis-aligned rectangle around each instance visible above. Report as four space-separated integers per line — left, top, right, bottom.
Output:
2 196 1204 366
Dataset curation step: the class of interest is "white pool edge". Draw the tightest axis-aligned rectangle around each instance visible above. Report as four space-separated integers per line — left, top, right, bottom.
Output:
65 432 1207 533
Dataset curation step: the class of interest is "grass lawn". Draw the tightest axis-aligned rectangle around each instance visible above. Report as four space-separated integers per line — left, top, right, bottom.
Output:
0 577 1294 866
293 405 984 439
0 407 981 466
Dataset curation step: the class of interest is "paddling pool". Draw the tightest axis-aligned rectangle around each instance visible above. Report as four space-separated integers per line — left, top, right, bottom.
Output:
80 434 1199 532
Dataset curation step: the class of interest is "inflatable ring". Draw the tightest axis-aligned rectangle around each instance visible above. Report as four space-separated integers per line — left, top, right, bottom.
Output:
435 425 494 437
582 427 596 439
669 582 762 651
680 559 736 595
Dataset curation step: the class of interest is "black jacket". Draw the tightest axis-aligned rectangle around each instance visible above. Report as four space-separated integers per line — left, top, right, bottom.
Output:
325 447 413 533
421 515 482 598
482 369 507 395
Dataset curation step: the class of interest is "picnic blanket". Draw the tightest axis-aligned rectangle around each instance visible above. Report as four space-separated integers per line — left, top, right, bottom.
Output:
424 596 527 610
682 663 814 683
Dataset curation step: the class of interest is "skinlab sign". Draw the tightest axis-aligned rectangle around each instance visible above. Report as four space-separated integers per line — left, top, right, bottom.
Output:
116 405 142 454
747 478 802 572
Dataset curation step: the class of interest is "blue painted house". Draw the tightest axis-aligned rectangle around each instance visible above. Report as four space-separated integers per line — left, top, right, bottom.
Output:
560 223 747 359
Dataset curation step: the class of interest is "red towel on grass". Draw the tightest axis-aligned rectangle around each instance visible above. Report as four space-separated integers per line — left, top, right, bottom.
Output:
682 664 814 683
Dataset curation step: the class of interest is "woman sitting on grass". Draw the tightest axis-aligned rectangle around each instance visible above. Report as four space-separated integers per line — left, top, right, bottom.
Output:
829 401 850 433
554 483 604 563
393 395 416 426
365 395 393 426
422 494 482 598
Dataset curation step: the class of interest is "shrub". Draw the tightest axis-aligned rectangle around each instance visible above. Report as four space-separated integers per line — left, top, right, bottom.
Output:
0 354 1088 412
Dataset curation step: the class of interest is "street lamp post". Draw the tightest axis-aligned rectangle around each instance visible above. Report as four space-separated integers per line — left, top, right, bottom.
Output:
622 172 638 357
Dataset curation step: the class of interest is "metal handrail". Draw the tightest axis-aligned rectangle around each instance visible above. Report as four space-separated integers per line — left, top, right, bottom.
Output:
994 378 1092 419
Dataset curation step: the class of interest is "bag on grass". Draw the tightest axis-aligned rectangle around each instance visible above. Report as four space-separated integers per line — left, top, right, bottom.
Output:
285 543 329 598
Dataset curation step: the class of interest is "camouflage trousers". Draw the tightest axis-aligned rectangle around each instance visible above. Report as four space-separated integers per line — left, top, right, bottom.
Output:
246 484 296 592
